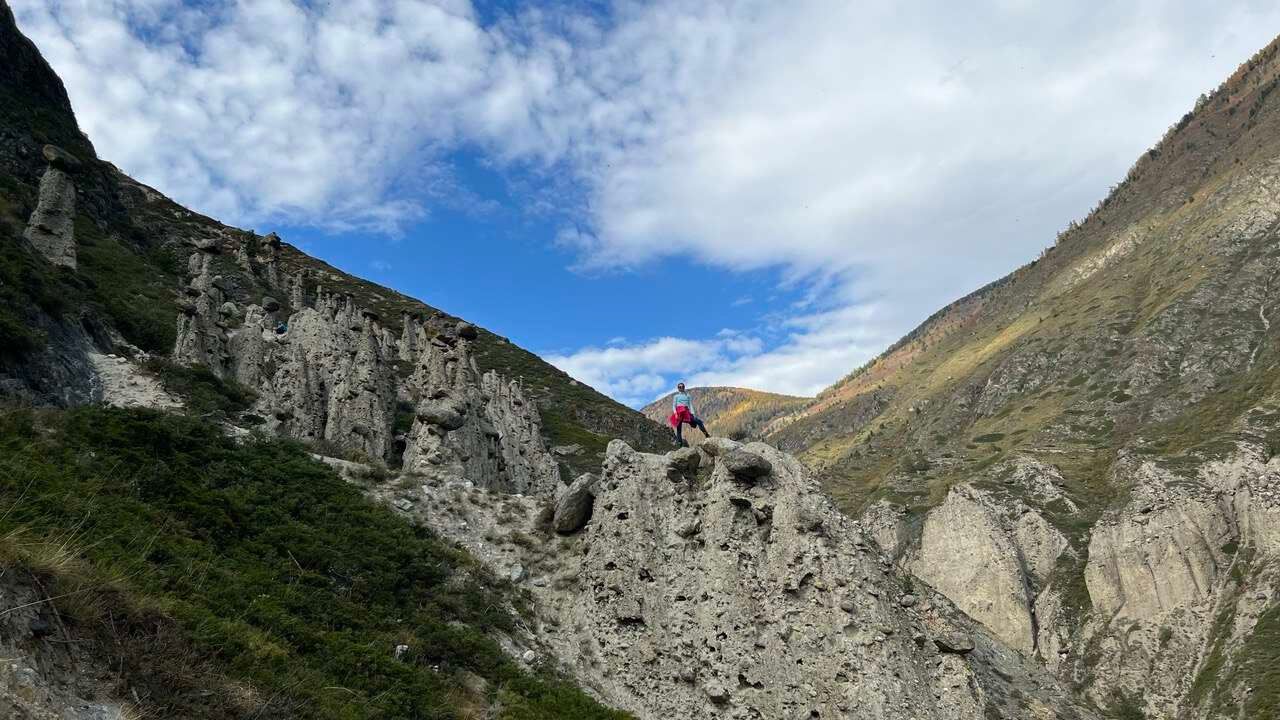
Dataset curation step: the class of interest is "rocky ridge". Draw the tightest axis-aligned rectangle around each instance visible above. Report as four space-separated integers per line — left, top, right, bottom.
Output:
360 436 1099 720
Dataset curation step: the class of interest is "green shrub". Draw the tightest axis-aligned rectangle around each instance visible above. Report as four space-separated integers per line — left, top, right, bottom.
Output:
74 218 181 354
143 358 256 417
1108 691 1146 720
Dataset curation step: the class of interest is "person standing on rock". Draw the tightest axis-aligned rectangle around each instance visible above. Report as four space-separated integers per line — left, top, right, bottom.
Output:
668 382 710 447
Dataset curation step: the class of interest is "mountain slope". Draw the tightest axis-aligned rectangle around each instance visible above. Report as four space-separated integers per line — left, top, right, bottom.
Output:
0 407 630 720
640 386 809 440
757 34 1280 719
2 2 1273 717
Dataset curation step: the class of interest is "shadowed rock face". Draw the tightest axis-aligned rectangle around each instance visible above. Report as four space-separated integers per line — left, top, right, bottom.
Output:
374 436 1100 720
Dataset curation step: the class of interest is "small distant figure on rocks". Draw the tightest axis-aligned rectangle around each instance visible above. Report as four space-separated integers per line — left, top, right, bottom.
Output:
275 320 289 335
668 382 711 447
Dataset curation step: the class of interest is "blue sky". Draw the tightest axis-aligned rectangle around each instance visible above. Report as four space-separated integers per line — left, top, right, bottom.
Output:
14 0 1280 406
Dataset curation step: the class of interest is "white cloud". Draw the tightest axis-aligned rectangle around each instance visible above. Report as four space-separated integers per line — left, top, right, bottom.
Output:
548 301 891 406
533 0 1280 400
546 331 776 407
12 0 504 231
14 0 1280 400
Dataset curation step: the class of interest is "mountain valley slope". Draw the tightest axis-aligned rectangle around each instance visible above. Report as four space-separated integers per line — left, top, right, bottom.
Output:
742 33 1280 720
1 2 1277 718
0 3 1104 719
641 386 810 441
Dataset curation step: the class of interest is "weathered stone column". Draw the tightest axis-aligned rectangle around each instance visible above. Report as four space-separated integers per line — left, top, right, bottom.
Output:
24 144 81 268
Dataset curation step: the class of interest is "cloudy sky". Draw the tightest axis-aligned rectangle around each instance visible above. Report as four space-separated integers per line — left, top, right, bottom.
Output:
13 0 1280 406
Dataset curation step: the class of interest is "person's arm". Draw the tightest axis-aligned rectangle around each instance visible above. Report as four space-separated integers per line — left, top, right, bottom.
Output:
687 394 695 416
673 394 678 412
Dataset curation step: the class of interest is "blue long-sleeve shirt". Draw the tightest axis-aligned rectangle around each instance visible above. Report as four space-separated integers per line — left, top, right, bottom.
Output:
672 391 694 415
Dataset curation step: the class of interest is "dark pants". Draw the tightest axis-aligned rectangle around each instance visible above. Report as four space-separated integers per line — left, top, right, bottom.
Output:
675 414 708 444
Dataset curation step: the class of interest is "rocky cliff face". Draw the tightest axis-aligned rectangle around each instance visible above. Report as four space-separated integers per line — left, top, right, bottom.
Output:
364 436 1098 720
169 230 562 494
22 145 79 269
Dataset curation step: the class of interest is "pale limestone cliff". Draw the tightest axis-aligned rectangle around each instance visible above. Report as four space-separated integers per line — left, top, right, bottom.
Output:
869 441 1280 718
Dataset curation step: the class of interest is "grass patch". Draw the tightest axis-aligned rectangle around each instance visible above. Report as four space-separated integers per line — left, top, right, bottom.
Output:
74 215 182 354
1188 594 1239 709
1238 601 1280 718
540 405 612 478
0 406 630 720
0 222 68 359
143 358 256 418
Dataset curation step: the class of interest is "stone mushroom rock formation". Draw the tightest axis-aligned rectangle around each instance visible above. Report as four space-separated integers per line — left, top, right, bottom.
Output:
23 144 79 268
171 257 560 494
456 321 479 340
41 143 81 170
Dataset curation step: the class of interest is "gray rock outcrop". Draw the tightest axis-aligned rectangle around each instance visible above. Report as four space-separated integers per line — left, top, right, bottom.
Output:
910 482 1067 656
553 472 597 534
870 443 1280 717
23 144 79 268
172 239 560 493
384 439 1101 719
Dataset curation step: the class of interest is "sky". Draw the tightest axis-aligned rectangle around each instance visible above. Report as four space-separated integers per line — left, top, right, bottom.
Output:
12 0 1280 407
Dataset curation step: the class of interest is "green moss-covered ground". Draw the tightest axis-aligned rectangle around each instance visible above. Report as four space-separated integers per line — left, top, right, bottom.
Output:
0 406 630 720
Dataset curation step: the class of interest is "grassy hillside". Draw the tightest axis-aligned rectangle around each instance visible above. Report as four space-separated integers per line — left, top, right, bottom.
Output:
641 386 810 440
0 405 629 720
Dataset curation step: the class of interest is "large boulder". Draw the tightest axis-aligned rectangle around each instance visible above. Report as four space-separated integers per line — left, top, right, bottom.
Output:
933 631 976 655
666 447 701 476
554 472 597 534
721 447 772 480
416 395 467 431
193 237 221 253
456 321 479 340
41 144 81 171
698 437 741 457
